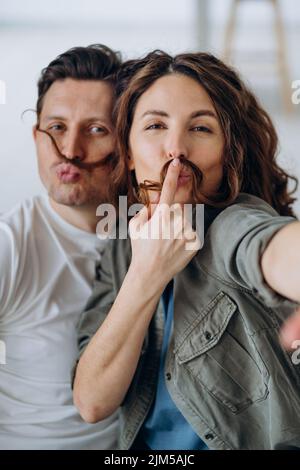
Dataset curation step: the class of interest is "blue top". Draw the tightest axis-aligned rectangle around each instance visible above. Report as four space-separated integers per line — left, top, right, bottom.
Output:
139 280 208 450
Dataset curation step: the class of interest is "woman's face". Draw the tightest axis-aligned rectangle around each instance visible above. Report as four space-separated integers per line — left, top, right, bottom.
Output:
128 73 225 204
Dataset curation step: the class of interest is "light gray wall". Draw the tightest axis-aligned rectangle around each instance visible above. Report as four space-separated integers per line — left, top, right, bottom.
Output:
0 0 299 213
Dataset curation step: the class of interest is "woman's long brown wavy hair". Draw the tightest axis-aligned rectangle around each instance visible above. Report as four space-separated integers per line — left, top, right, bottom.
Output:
112 50 298 216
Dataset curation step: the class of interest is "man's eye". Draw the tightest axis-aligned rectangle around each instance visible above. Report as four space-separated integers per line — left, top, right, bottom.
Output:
48 124 64 132
192 126 211 133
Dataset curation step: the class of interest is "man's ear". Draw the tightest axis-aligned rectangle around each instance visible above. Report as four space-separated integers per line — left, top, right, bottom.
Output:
32 124 38 142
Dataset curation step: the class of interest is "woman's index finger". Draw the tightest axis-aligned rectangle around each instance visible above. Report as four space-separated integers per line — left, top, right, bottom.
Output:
159 158 181 206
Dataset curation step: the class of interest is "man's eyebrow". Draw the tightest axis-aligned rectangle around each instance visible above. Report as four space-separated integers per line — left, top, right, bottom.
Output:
82 116 111 123
43 115 66 122
141 109 217 119
43 115 110 123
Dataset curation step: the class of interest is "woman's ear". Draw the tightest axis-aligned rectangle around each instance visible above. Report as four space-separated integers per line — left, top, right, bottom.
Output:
127 154 135 170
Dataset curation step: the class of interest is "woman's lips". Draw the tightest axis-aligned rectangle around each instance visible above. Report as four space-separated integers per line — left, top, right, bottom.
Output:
55 163 81 183
177 172 191 187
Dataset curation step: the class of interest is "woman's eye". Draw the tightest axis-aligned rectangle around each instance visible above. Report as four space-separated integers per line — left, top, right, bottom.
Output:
192 125 211 133
145 123 165 130
89 126 106 134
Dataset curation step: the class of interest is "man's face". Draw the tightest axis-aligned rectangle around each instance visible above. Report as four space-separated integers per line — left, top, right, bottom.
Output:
34 78 115 207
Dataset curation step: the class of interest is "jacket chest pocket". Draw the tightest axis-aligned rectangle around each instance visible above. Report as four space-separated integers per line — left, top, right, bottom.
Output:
174 292 269 414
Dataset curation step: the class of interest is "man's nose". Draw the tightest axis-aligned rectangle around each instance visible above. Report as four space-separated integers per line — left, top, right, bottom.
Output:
61 129 85 160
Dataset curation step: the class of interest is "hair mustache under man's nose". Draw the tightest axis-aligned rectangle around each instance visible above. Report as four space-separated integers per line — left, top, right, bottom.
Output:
137 156 205 206
36 127 115 171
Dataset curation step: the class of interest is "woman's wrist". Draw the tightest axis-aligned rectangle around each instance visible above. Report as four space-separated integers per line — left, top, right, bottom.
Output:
126 262 169 299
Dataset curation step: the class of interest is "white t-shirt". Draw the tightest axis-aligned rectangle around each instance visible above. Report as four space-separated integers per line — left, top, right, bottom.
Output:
0 195 119 449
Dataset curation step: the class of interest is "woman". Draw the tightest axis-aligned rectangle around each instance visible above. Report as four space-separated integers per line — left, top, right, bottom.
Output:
73 51 300 450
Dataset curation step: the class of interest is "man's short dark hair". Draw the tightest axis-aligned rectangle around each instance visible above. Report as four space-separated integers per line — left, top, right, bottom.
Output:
36 44 122 119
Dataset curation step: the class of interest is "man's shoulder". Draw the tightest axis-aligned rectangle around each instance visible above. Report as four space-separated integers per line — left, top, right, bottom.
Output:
0 194 47 226
0 195 47 240
0 197 46 306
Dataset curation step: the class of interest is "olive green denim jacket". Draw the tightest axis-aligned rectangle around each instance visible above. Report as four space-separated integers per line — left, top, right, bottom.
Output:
75 194 300 450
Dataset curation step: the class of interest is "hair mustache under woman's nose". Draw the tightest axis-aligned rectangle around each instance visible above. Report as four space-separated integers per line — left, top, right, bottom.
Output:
137 156 204 206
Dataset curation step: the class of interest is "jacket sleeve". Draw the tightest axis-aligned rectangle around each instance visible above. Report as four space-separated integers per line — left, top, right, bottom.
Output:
200 196 300 310
71 239 116 387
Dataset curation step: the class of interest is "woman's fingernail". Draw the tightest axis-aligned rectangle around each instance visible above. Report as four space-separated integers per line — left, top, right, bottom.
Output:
172 158 180 166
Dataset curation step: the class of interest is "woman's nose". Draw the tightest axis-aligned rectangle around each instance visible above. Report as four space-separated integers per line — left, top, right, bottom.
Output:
164 132 188 160
167 150 186 160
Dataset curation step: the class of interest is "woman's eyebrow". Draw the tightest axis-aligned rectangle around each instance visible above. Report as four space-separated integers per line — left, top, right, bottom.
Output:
190 110 217 119
140 109 217 119
141 110 169 118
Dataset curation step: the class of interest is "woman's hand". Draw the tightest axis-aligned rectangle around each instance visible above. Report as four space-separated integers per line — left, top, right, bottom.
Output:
128 158 201 289
280 308 300 350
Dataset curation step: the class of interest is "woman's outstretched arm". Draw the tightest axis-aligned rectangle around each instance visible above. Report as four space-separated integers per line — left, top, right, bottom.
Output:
261 221 300 303
261 221 300 348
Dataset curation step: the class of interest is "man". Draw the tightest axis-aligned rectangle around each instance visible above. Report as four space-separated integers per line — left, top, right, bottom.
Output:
0 44 121 449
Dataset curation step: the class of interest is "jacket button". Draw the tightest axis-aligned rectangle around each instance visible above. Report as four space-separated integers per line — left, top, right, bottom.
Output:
166 372 171 380
204 433 214 440
205 331 212 341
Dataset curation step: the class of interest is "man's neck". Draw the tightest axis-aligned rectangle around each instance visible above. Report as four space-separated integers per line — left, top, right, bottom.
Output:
49 198 98 233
